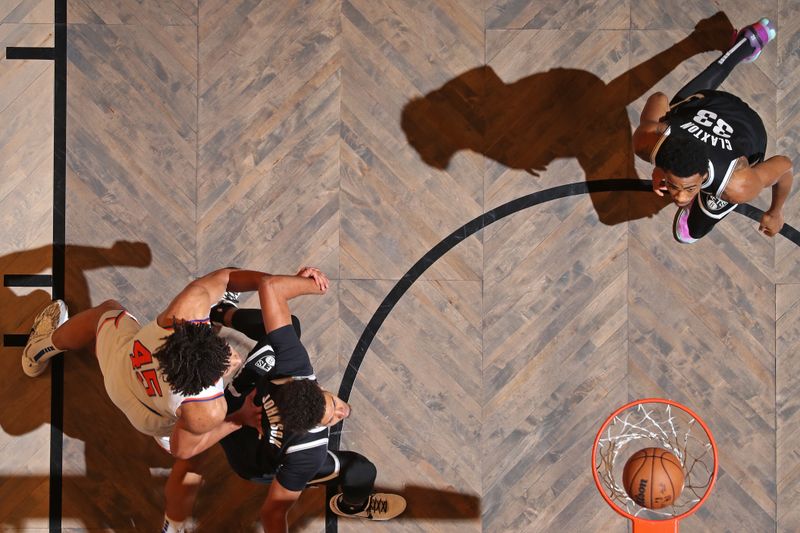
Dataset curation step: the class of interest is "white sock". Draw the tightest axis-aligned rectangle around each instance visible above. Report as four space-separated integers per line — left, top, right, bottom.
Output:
26 332 65 363
161 515 185 533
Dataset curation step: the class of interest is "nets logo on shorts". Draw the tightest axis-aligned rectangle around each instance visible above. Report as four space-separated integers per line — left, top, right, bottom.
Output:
703 194 729 211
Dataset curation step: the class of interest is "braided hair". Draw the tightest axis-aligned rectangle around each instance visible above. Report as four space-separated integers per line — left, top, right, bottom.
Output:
152 321 229 396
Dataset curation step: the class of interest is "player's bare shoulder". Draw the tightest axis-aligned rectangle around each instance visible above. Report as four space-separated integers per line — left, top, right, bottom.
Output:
157 283 213 326
723 156 768 204
634 120 669 162
177 396 227 434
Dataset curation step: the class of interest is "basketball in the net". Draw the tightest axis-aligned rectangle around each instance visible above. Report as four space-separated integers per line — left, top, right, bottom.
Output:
622 447 685 509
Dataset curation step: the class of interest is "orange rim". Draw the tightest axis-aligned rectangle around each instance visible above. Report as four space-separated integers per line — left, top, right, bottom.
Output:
591 398 718 526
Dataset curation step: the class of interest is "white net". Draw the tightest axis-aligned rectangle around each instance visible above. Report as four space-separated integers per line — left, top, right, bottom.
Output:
594 401 715 520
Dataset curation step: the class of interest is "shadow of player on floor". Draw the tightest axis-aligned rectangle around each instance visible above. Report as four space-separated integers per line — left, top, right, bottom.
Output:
0 241 156 530
272 484 481 532
401 12 736 226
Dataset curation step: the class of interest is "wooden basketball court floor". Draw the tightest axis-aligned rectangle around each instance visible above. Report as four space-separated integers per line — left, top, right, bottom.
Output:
1 0 799 531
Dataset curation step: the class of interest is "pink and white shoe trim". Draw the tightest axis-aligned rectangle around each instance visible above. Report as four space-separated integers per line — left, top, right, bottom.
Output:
673 205 698 244
734 18 777 63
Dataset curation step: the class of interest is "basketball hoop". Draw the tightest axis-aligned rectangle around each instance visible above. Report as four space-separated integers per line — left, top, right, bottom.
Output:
592 398 718 532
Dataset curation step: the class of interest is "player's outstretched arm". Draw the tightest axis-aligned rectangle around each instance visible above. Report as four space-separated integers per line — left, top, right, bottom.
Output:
724 155 793 237
759 156 793 237
158 268 272 325
261 480 302 533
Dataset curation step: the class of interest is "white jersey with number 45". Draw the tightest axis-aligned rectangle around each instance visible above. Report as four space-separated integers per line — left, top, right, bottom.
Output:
96 312 224 441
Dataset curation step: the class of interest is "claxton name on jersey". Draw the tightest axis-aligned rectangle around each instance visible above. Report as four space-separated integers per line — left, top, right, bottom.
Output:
679 121 733 151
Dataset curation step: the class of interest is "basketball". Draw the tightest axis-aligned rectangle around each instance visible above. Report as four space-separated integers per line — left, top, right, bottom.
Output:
622 447 685 509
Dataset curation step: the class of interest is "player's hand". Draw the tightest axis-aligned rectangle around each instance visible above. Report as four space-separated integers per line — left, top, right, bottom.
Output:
759 210 784 237
652 168 667 197
297 266 329 293
227 389 262 433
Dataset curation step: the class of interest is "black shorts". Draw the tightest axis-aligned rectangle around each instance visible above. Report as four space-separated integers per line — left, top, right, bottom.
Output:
260 322 311 372
219 426 274 482
224 321 313 415
219 428 338 486
244 322 314 381
679 191 738 241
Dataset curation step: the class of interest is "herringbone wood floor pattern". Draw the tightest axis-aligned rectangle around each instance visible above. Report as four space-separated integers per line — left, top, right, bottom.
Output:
1 1 799 532
0 4 54 529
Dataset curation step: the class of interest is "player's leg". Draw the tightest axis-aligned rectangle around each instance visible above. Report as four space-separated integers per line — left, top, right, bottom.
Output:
671 18 776 104
327 451 375 513
211 302 301 341
163 456 203 533
50 299 125 350
22 299 123 377
324 451 406 520
673 195 735 243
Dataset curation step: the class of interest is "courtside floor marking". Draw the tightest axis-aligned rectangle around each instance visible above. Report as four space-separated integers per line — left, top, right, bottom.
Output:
4 0 67 529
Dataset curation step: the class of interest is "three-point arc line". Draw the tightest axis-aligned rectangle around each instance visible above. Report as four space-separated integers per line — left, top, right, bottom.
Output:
324 179 800 532
6 5 798 528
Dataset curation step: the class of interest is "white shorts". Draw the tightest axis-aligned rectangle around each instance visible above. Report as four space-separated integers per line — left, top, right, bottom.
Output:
95 309 174 454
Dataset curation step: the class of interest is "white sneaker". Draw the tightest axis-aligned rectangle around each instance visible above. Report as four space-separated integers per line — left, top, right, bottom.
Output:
220 291 240 307
329 492 406 521
22 300 68 377
735 18 777 63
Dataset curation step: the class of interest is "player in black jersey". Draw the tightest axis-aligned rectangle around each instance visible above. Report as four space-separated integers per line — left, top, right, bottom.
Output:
633 17 794 243
210 268 406 530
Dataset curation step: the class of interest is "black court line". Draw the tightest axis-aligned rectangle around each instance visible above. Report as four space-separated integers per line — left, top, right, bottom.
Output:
3 274 53 287
50 0 67 529
4 334 29 347
735 202 800 243
4 1 67 526
5 47 55 60
325 178 800 532
7 6 799 526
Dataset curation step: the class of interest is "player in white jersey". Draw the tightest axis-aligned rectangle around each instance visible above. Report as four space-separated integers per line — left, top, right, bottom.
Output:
21 267 325 533
633 17 793 243
93 308 226 449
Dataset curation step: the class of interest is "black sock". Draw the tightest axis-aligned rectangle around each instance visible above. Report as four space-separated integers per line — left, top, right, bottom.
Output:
210 302 235 325
338 495 367 514
228 309 267 340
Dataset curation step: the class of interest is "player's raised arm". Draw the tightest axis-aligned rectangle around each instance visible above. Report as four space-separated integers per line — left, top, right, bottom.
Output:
158 268 273 325
257 268 329 333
